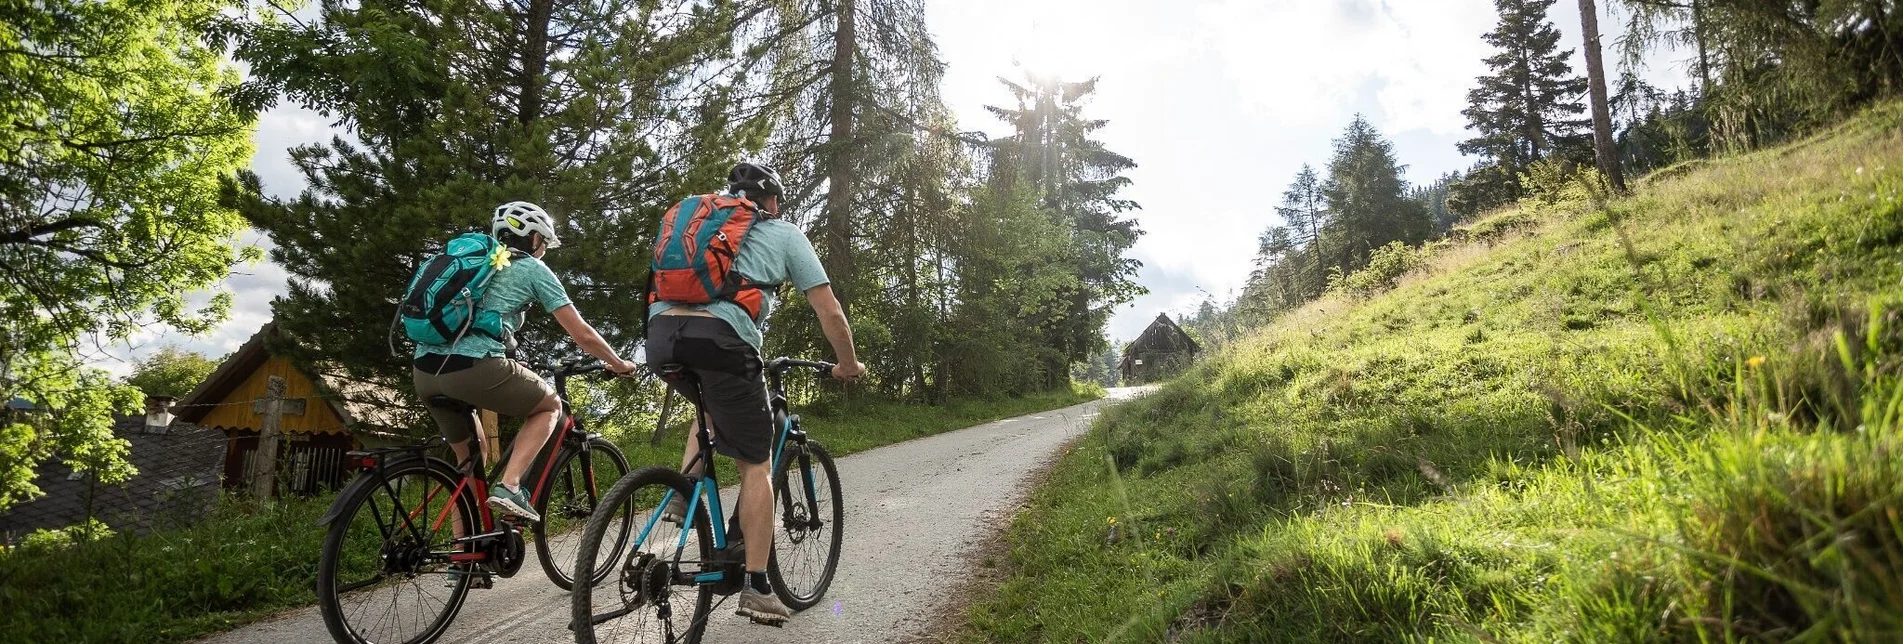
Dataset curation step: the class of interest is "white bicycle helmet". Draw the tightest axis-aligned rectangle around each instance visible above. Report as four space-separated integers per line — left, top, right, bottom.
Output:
491 201 562 249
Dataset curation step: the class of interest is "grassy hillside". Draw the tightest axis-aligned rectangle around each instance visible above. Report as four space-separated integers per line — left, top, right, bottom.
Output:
963 103 1903 642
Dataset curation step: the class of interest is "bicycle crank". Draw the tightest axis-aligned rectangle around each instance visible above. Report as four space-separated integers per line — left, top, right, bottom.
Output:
486 522 527 578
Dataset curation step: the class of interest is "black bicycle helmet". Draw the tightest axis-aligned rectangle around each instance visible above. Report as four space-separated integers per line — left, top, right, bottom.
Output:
726 162 784 199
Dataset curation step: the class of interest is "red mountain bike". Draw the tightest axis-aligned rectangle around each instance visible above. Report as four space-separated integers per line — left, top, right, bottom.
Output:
313 356 634 644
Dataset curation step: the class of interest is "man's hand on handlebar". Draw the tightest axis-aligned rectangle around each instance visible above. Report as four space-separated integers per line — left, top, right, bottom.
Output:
831 360 866 382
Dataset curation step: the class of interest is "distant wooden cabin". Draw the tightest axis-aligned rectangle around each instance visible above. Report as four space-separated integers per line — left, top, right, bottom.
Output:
175 323 405 496
1119 314 1199 384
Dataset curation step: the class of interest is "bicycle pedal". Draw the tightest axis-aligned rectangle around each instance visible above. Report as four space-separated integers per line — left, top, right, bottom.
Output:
746 616 786 628
468 575 494 589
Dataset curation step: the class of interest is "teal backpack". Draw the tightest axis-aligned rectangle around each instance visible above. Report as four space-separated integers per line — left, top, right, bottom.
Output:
397 232 513 347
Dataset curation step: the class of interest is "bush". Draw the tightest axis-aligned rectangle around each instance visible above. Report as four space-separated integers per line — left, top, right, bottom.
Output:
1326 241 1428 298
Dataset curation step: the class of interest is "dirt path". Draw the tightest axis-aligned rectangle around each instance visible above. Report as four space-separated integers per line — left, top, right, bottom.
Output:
197 388 1148 644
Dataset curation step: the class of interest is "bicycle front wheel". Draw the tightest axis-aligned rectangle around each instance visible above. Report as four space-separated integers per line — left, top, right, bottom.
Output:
768 440 843 610
317 458 477 644
536 438 633 590
572 466 713 644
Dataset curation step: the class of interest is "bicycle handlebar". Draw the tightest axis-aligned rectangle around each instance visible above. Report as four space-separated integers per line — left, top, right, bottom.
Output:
766 357 836 379
538 354 617 379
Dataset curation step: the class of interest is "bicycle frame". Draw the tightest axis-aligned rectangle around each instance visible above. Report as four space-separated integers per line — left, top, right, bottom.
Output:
325 365 609 570
631 360 825 586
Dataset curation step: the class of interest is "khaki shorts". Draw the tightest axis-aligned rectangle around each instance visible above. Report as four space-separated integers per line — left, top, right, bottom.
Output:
412 357 554 443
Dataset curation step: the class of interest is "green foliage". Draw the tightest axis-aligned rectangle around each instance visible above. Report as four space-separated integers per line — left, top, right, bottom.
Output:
124 347 220 399
1616 0 1903 154
963 101 1903 642
229 0 747 393
1240 118 1436 327
1326 241 1428 298
1 0 259 510
982 74 1147 389
0 496 332 644
16 518 113 552
1457 0 1590 217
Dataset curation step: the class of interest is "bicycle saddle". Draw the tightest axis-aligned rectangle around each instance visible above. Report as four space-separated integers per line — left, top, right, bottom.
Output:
426 394 475 413
657 363 694 382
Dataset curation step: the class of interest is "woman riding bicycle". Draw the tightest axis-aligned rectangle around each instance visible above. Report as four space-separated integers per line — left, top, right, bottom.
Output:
412 201 637 522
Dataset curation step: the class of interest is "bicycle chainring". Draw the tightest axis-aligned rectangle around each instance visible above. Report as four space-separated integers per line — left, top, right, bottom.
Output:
491 523 527 578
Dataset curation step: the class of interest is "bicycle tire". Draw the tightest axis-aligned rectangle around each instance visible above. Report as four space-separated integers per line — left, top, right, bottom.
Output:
535 438 632 590
767 439 843 610
572 466 714 644
317 458 477 644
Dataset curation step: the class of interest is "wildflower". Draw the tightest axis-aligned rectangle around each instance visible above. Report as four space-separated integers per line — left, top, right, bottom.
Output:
1106 516 1117 525
1746 356 1766 369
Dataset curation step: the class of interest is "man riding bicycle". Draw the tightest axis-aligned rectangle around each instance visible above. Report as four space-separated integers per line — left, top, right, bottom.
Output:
412 201 638 522
645 162 866 625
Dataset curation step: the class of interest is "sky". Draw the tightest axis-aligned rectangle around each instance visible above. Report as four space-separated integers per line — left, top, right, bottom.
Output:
96 0 1697 375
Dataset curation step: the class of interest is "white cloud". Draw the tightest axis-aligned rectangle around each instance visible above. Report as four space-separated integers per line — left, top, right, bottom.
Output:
1197 0 1495 135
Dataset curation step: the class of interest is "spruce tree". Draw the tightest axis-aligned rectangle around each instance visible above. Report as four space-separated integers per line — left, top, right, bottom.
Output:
229 0 746 397
1456 0 1589 215
984 74 1145 389
1321 116 1432 277
1273 165 1328 299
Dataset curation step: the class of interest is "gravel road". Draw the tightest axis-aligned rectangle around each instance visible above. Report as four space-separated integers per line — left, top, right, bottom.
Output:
197 387 1148 644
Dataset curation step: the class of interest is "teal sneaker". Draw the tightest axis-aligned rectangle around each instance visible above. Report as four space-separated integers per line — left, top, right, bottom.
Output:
488 483 541 522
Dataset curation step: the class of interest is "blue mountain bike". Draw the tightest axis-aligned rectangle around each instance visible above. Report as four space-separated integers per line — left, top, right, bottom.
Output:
570 357 844 644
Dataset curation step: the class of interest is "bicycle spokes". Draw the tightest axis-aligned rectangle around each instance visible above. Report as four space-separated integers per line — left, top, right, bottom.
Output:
321 463 473 644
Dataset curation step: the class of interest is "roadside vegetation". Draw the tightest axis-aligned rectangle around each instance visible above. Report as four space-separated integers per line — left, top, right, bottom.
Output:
963 103 1903 642
0 385 1099 644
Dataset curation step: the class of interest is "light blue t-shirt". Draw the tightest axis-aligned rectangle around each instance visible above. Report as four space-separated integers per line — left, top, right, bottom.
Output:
416 255 574 359
648 218 829 351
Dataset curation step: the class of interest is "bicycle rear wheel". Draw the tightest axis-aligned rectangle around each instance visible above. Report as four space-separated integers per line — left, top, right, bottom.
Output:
572 466 714 644
536 438 632 590
317 458 477 644
768 440 843 610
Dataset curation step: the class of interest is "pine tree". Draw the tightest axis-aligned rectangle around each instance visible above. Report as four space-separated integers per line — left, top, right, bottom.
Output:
229 0 745 394
984 74 1144 389
1616 0 1903 152
1409 172 1461 233
1456 0 1590 215
1273 165 1328 299
1321 116 1433 276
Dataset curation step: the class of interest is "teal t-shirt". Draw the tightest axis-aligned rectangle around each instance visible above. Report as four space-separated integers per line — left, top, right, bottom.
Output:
415 255 574 359
648 218 829 351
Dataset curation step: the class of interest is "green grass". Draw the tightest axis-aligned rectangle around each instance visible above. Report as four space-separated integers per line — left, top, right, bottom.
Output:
0 385 1101 644
962 102 1903 642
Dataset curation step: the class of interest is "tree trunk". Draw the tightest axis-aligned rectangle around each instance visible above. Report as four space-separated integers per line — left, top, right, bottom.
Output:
1578 0 1627 192
1692 0 1712 95
518 0 553 127
820 0 859 315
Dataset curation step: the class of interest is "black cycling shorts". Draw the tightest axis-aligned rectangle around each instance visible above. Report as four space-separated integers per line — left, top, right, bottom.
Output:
645 315 772 464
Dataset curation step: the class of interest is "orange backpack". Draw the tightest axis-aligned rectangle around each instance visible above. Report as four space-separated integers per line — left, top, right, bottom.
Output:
647 194 766 320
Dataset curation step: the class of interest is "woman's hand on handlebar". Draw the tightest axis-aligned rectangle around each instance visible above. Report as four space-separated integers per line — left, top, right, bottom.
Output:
831 360 866 382
606 357 639 376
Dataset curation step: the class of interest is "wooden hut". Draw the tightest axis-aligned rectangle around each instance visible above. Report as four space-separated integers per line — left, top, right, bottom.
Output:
1118 314 1199 384
174 323 405 496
